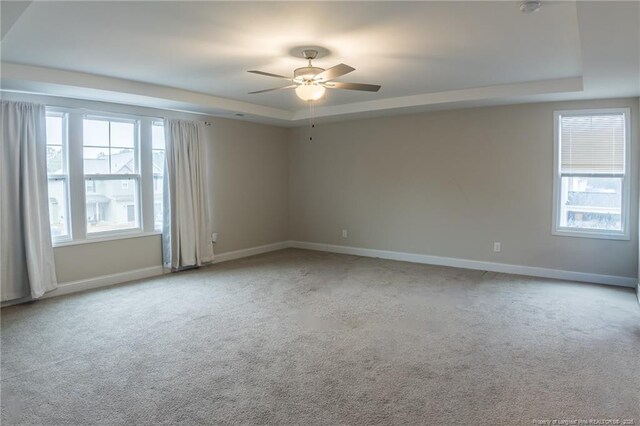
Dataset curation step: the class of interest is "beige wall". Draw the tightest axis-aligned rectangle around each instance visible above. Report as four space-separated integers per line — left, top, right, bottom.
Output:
206 118 289 253
288 98 640 278
53 235 162 283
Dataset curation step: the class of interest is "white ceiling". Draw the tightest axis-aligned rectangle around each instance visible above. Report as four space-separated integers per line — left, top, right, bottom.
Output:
1 1 638 126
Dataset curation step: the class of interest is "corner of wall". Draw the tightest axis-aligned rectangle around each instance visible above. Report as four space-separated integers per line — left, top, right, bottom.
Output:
285 125 298 242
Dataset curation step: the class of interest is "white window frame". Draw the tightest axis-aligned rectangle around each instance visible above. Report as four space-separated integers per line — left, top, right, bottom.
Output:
83 115 142 238
46 110 72 244
44 107 163 246
552 108 631 240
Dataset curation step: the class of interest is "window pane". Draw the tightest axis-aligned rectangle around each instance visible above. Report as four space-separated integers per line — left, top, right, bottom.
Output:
86 178 139 233
46 115 63 145
152 149 165 175
46 145 64 174
110 148 135 174
153 174 164 231
48 179 69 239
152 151 164 231
83 119 110 147
84 147 110 174
152 123 165 231
110 121 134 148
152 123 165 149
46 112 70 241
559 176 622 231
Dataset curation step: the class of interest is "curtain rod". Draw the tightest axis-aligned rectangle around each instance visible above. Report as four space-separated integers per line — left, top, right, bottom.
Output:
46 105 212 125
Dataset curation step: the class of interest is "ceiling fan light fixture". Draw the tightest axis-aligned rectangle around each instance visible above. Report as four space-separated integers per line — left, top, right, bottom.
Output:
295 83 325 101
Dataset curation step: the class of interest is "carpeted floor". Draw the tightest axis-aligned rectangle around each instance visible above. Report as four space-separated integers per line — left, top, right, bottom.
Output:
1 248 639 425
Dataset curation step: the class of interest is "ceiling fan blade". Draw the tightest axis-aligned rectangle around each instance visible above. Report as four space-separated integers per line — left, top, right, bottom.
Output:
248 85 297 94
248 70 292 80
314 63 355 82
324 81 381 92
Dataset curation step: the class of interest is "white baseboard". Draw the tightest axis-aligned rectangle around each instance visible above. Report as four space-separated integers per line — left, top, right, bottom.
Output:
9 242 289 303
42 266 165 300
39 242 291 300
10 239 633 305
212 241 291 264
289 241 637 288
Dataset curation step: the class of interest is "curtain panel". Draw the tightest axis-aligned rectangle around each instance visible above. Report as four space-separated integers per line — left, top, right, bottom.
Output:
163 119 213 270
0 101 58 301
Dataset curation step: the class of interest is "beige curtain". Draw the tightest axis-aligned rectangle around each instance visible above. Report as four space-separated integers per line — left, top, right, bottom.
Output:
162 119 213 270
1 101 58 301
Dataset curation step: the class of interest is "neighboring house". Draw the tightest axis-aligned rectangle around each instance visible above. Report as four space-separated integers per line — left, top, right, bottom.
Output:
48 150 164 235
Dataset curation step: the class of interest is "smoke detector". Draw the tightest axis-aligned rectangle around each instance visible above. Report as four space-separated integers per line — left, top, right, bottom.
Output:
520 0 541 14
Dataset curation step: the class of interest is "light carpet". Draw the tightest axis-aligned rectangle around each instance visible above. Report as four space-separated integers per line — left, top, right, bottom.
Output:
1 248 639 425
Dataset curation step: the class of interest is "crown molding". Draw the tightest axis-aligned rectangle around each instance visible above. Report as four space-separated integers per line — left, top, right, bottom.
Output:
291 77 584 123
2 62 584 127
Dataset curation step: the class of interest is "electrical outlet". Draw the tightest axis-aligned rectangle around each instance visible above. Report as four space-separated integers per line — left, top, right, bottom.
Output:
493 242 501 252
211 232 218 243
342 229 348 239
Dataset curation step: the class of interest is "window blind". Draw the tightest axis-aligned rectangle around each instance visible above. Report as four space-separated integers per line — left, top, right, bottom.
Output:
560 113 625 175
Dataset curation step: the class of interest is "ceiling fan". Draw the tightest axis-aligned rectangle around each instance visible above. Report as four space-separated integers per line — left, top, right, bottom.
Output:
247 49 381 101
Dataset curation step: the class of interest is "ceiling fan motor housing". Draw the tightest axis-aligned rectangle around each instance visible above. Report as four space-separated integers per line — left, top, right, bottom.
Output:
294 66 325 81
248 47 381 97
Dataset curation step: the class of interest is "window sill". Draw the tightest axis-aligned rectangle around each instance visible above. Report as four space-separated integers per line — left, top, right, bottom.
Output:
53 231 162 248
552 228 630 241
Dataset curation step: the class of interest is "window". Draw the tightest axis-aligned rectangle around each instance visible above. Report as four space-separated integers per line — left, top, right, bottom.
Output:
83 117 140 234
44 108 166 244
152 121 165 231
553 109 631 239
46 112 71 242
